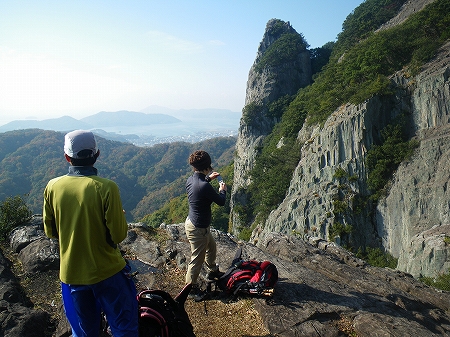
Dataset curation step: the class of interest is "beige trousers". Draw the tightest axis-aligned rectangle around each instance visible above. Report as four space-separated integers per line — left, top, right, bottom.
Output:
185 217 217 285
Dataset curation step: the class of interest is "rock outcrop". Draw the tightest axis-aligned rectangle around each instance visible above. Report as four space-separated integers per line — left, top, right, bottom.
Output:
230 19 312 233
233 0 450 278
0 250 50 337
0 217 52 337
3 216 450 336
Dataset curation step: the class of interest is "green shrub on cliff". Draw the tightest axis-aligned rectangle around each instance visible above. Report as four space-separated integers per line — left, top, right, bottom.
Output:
242 102 264 126
247 130 302 220
420 272 450 291
366 123 419 201
0 195 32 240
255 32 308 73
356 247 398 269
304 0 450 125
335 0 408 54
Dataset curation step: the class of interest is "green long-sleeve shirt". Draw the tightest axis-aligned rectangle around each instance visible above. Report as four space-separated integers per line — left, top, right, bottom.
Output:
43 166 127 284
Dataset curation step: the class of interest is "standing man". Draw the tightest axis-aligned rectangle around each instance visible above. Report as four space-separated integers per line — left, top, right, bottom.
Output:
43 130 138 337
185 150 226 298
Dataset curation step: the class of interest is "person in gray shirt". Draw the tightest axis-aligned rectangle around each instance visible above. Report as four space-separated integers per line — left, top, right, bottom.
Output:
185 150 226 298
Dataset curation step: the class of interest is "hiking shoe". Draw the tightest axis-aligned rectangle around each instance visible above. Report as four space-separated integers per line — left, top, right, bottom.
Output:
188 284 202 299
194 291 209 302
188 285 207 302
207 269 224 280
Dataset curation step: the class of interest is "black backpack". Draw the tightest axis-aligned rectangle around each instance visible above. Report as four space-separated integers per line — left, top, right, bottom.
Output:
215 247 278 297
137 284 196 337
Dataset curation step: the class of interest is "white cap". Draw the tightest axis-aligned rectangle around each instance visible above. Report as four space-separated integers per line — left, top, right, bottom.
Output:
64 130 98 159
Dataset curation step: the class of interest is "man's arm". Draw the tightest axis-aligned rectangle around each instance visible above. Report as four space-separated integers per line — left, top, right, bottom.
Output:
104 182 128 244
43 185 58 238
205 183 226 206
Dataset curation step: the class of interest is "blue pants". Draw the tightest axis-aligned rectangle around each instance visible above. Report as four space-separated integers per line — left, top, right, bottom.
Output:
61 266 138 337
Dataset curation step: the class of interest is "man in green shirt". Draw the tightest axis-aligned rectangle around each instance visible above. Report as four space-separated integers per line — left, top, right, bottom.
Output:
43 130 138 337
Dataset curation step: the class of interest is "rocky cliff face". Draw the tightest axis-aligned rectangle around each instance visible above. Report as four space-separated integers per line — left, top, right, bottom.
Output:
230 19 311 232
250 90 408 248
378 41 450 277
234 0 450 278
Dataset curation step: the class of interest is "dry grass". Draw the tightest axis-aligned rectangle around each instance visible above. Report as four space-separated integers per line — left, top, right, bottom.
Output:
336 316 358 337
148 262 272 337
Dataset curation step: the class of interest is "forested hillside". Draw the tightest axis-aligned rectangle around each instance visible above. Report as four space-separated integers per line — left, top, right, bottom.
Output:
0 129 235 222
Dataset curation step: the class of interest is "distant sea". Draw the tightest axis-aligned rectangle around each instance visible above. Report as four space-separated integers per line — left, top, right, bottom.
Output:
96 121 238 146
99 120 237 137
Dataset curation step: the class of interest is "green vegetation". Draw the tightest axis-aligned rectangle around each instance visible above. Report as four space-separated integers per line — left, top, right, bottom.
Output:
310 42 334 76
0 195 32 240
301 0 450 125
335 0 408 54
333 167 348 180
366 122 419 201
247 134 302 221
356 247 398 269
267 95 295 120
243 90 308 224
140 194 188 228
238 226 254 242
329 222 353 242
420 271 450 291
242 102 264 126
231 201 252 234
329 167 359 244
254 19 309 73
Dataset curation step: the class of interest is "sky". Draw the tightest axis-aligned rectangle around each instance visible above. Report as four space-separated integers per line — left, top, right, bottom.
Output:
0 0 364 126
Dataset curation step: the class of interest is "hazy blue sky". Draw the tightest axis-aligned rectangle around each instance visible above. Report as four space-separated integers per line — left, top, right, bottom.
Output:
0 1 363 125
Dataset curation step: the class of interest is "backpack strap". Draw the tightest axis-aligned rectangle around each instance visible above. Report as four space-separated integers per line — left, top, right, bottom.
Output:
139 306 170 337
231 246 243 266
174 283 192 305
138 289 177 308
218 246 245 282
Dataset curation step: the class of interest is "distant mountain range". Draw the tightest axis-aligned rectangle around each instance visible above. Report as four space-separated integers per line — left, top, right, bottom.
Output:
0 106 241 146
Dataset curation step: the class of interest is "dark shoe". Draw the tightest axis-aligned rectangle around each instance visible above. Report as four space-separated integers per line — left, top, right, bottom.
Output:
207 269 224 280
187 284 202 299
194 291 210 302
188 284 207 302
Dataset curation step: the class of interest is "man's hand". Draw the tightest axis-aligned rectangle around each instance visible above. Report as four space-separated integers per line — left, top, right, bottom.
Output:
219 182 227 192
208 171 221 180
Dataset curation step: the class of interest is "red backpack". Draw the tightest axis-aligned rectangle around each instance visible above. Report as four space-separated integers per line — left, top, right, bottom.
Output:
217 248 278 297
